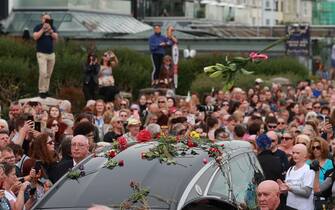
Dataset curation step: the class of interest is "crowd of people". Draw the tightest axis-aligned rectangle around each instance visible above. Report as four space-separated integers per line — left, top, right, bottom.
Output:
2 10 333 210
0 76 334 209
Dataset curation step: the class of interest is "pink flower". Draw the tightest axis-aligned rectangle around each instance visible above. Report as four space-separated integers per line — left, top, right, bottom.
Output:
249 52 268 61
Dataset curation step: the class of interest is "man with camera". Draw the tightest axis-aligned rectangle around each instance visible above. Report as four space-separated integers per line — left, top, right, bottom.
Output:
33 12 58 99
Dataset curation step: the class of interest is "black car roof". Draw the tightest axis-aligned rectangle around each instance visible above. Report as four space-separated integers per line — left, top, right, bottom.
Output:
34 140 252 210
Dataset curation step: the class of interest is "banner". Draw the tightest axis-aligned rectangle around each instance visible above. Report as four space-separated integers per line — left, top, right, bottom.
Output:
286 24 310 56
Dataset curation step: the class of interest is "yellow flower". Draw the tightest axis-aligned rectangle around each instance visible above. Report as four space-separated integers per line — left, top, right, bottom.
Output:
190 131 200 139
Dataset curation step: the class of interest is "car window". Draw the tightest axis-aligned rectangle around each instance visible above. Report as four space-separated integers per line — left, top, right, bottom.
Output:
208 152 262 208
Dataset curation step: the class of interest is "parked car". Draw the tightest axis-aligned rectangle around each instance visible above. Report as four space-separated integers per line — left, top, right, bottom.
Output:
33 140 263 210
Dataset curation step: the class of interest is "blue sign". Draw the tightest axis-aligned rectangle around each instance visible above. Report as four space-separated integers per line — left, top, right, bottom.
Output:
286 24 310 56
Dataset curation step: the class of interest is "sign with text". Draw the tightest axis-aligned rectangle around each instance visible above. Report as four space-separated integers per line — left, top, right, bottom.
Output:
286 24 310 56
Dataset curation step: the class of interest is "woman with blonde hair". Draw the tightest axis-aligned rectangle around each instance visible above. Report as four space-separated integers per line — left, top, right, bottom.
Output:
98 50 119 102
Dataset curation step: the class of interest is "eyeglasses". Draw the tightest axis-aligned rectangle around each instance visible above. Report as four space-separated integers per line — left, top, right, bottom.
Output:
103 54 108 57
47 140 55 145
158 101 166 103
120 115 128 118
282 137 292 141
121 103 127 106
71 143 87 148
116 121 123 124
278 122 285 125
306 107 313 111
268 125 277 129
4 156 15 160
52 123 59 127
313 106 321 109
312 146 321 150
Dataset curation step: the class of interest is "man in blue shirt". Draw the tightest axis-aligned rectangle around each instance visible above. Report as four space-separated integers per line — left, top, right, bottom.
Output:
148 25 171 87
33 12 58 98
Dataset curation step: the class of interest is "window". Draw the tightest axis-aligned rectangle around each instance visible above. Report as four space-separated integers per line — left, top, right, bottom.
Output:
265 0 270 9
266 18 270 25
208 153 263 208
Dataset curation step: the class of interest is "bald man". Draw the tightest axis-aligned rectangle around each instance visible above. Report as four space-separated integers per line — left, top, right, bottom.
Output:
257 180 280 210
54 135 90 182
267 131 289 173
277 144 315 210
71 135 90 166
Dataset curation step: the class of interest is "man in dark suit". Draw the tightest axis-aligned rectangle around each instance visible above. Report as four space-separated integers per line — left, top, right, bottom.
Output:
54 135 90 181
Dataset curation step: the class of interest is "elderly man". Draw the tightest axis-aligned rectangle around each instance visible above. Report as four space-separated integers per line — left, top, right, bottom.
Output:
54 135 90 181
257 180 281 210
33 12 58 98
277 144 315 210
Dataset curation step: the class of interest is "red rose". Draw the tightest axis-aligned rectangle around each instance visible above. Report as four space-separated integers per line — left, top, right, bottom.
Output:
187 140 195 148
203 158 208 164
108 150 117 158
136 129 152 142
117 137 128 150
141 152 146 159
118 160 124 166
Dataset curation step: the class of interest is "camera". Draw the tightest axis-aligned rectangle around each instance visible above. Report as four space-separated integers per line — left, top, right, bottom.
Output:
197 105 219 112
310 159 320 171
44 19 53 26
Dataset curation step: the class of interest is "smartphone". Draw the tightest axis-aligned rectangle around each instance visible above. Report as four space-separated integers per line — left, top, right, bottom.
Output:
45 19 53 27
27 115 34 122
35 122 41 132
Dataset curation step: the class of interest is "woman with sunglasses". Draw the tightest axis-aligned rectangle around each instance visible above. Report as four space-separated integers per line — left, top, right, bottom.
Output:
98 50 119 102
46 118 65 150
308 137 333 184
22 133 59 184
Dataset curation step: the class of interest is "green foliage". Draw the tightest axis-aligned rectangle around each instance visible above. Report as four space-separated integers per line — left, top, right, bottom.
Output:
113 48 152 98
0 36 310 107
245 56 309 77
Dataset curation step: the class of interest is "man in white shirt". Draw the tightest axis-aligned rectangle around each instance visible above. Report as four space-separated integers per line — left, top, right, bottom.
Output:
277 144 315 210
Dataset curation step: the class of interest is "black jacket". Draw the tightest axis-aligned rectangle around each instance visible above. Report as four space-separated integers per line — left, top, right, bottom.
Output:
83 63 100 84
257 150 283 181
53 159 74 182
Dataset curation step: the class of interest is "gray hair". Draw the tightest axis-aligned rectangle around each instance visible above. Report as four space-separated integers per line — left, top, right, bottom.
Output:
146 123 161 137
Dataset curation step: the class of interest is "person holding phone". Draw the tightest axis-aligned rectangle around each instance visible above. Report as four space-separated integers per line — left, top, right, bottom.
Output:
33 12 58 99
83 53 100 101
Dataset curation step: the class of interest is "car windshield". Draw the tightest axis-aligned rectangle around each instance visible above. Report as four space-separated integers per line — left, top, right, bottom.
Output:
208 152 263 209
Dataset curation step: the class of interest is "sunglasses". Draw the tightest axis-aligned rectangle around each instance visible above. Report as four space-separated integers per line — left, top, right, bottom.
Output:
268 125 277 129
282 137 292 141
313 106 321 109
52 123 59 127
103 54 108 57
158 101 165 103
116 121 123 124
278 122 285 125
312 146 321 150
